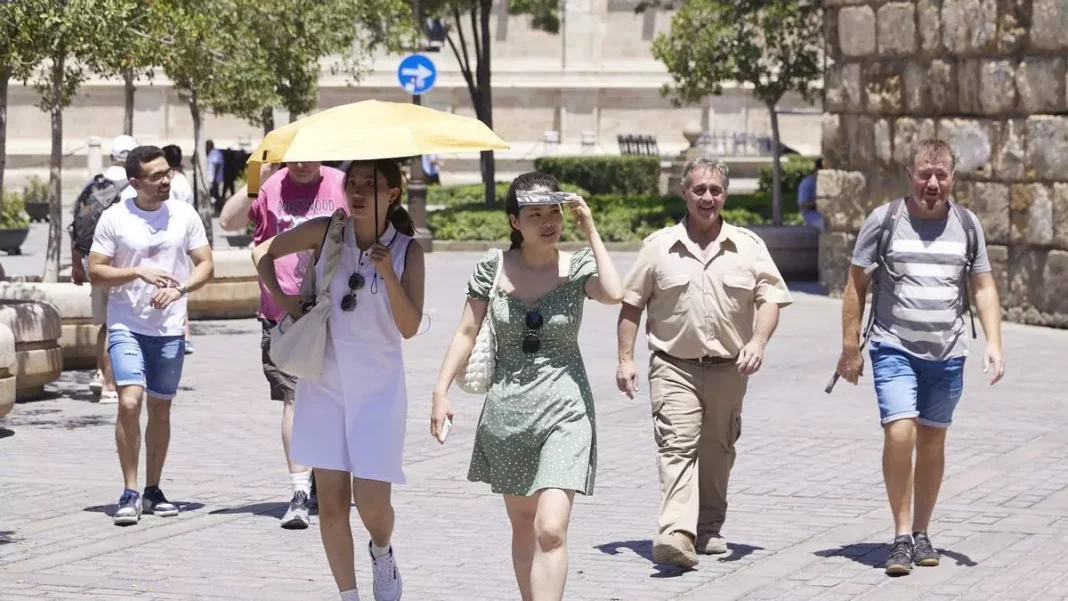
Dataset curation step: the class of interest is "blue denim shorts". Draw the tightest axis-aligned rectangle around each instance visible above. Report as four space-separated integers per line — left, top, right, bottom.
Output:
870 342 965 428
108 328 186 400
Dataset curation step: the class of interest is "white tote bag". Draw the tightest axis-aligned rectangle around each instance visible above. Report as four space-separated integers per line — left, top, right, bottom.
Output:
268 210 347 379
455 248 504 395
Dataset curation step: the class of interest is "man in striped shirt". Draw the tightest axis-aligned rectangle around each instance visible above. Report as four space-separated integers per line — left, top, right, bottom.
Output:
836 138 1005 576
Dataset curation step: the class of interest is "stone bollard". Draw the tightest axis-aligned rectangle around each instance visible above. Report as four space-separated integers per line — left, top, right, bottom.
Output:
87 137 103 179
0 324 16 418
0 300 63 401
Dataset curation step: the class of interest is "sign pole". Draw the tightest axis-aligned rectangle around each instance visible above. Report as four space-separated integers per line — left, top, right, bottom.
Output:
408 93 432 252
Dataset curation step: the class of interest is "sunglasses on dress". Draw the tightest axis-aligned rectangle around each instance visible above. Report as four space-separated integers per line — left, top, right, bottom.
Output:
522 310 544 353
340 273 366 312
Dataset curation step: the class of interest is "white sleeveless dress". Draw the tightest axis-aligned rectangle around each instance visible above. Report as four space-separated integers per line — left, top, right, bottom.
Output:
291 220 413 484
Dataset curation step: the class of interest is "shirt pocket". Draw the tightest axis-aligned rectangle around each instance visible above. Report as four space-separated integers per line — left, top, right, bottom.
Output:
654 272 692 315
722 271 756 309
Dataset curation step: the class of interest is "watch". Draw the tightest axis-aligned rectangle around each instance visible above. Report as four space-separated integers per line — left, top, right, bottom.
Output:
176 283 187 296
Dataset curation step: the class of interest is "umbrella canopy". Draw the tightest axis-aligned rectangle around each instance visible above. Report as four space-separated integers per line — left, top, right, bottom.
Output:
245 99 509 196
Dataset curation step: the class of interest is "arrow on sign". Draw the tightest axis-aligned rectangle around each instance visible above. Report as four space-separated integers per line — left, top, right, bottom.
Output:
401 64 434 87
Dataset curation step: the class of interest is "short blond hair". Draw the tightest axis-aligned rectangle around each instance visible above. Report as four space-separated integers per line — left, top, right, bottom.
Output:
908 138 955 171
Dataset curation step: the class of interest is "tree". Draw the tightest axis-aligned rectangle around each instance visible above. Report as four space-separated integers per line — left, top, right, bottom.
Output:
144 0 278 247
651 0 823 225
11 0 132 281
422 0 562 207
251 0 415 133
0 1 45 206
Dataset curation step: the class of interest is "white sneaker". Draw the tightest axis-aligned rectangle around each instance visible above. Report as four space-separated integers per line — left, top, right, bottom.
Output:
369 542 402 601
98 390 118 404
90 372 103 395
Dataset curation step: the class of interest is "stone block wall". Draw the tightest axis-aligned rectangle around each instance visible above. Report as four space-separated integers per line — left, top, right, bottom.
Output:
819 0 1068 328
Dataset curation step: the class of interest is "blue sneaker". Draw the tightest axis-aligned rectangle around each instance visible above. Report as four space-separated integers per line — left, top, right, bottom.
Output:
142 486 179 517
184 339 195 355
113 489 141 526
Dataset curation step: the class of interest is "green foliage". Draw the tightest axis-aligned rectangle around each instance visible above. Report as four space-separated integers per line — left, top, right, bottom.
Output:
427 190 788 242
758 155 815 197
651 0 823 108
1 191 30 230
426 182 590 207
250 0 415 118
532 156 661 196
21 176 50 205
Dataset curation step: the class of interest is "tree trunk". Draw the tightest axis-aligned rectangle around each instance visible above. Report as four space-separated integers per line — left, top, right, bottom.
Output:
478 0 495 208
189 97 214 247
262 106 274 136
43 55 65 282
768 101 783 227
0 65 9 210
123 66 135 136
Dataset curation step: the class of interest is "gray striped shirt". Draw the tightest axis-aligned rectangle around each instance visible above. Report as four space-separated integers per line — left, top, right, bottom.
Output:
852 201 991 361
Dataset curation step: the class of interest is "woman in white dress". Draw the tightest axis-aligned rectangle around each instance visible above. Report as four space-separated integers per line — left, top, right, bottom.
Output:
252 159 425 601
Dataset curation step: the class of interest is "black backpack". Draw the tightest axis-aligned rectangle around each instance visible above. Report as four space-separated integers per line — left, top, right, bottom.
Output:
69 175 126 254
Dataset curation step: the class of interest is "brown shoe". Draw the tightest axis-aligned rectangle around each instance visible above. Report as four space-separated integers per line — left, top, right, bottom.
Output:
652 531 699 567
696 533 728 555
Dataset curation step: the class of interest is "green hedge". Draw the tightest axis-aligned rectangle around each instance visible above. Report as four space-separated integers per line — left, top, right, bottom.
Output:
757 154 815 197
533 155 660 196
426 192 798 243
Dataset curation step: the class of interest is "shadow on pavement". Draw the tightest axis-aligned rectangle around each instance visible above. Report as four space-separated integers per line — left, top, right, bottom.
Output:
0 530 18 545
0 427 14 440
209 502 289 519
595 539 761 577
720 542 764 562
814 543 977 568
83 502 206 516
6 407 110 430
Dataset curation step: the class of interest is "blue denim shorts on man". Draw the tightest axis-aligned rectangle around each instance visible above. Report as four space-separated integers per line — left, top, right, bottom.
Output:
108 328 186 400
869 341 965 428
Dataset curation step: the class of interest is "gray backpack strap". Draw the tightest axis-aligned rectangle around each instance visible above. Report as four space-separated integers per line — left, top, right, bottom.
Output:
950 202 979 339
862 197 906 343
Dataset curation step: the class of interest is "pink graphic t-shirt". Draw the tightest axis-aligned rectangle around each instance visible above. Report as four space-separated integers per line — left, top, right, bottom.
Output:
249 166 349 323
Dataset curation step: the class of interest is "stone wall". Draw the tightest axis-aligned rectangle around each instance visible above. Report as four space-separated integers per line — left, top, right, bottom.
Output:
819 0 1068 328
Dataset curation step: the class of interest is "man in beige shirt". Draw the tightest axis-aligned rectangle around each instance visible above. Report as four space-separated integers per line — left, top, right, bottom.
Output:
616 156 793 568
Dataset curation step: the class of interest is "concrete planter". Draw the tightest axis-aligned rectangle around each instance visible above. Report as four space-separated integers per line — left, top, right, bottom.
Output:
0 228 29 256
187 249 260 320
0 282 100 371
0 324 16 418
745 225 820 281
0 300 63 401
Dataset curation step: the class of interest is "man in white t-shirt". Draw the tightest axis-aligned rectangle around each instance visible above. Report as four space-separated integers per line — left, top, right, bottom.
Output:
88 145 215 527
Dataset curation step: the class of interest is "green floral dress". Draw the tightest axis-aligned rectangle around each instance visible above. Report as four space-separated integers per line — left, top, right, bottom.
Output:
465 247 599 496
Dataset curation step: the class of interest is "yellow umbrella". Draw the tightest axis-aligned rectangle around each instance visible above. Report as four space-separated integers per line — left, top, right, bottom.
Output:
245 99 509 196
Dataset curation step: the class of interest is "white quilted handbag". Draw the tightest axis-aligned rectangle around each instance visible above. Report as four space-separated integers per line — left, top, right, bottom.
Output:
268 210 346 379
455 248 504 395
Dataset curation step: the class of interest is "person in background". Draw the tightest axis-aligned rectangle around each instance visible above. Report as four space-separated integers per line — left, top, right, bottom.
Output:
421 154 442 186
220 161 348 530
70 134 138 404
162 144 197 354
206 140 225 212
797 158 825 231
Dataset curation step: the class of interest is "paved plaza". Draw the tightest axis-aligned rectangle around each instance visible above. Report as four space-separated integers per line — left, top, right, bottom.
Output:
2 238 1068 600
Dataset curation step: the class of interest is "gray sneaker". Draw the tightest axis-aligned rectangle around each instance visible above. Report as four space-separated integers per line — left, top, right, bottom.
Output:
113 489 142 526
913 532 940 567
885 534 914 576
280 490 310 530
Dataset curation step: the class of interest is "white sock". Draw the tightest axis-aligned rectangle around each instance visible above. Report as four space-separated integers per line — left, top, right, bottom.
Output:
339 589 360 601
290 470 311 496
371 541 391 558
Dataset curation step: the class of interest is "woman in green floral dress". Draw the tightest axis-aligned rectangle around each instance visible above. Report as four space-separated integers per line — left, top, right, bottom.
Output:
431 172 624 601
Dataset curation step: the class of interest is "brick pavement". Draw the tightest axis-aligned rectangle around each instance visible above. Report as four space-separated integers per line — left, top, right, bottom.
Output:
2 250 1068 600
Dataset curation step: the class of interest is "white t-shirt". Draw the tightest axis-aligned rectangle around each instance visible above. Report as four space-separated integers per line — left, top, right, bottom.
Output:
90 197 209 337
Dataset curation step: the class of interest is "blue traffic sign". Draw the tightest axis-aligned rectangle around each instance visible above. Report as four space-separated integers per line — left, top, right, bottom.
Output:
397 54 437 96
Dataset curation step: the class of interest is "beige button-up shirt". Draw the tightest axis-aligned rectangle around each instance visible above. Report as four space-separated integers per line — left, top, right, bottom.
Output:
622 219 793 360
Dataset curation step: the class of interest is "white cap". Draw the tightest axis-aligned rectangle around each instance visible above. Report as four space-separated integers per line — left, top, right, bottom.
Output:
103 165 128 183
110 135 138 162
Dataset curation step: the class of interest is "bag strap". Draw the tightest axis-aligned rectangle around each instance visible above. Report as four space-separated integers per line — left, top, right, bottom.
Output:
312 210 347 302
485 248 505 335
950 201 979 339
861 197 906 345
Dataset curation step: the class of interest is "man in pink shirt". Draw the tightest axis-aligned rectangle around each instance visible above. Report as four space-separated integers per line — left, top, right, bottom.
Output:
219 161 348 529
